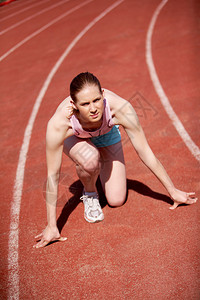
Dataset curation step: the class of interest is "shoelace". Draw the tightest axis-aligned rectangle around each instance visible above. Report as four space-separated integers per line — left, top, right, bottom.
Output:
80 195 99 209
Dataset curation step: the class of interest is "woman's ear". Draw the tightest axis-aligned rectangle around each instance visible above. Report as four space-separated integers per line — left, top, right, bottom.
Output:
70 100 78 110
102 89 105 98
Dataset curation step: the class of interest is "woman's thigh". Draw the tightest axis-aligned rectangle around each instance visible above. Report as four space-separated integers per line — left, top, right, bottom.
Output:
63 136 100 169
99 141 127 207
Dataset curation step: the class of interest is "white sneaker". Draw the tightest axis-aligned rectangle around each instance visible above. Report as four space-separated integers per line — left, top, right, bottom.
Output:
80 192 104 223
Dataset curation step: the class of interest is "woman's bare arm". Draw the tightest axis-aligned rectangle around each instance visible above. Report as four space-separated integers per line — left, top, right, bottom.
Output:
34 115 70 248
110 92 198 209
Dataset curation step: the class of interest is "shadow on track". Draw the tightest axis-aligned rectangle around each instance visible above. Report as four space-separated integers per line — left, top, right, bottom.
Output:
56 178 174 234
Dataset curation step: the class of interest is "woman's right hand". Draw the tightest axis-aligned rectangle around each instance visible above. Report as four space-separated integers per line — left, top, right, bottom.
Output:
33 225 67 248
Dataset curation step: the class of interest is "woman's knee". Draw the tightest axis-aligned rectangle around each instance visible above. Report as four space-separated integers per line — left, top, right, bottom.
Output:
64 138 100 173
106 190 127 207
78 147 100 174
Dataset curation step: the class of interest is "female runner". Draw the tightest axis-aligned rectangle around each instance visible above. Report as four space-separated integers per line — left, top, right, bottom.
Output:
34 72 197 248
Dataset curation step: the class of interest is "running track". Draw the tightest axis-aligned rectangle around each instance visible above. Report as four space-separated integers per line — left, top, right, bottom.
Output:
0 0 199 299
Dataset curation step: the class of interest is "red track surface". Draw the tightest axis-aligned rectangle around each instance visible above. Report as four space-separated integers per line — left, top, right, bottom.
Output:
0 0 199 299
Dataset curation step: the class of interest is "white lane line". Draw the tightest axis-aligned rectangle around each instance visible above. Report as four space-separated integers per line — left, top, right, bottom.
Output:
0 0 91 62
146 0 200 163
0 0 51 22
0 0 71 35
8 0 124 299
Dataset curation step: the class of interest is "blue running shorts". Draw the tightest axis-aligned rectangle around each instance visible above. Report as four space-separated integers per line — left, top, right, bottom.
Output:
90 125 121 148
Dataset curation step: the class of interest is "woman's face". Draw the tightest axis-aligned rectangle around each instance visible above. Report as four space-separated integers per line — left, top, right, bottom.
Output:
72 84 104 125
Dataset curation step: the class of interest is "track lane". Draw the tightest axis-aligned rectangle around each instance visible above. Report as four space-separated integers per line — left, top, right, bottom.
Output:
0 0 72 35
0 0 87 57
148 0 200 158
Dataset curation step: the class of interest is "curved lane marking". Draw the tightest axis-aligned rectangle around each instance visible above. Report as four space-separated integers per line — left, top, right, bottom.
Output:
0 0 71 35
146 0 200 163
0 0 92 62
8 1 124 299
0 0 51 22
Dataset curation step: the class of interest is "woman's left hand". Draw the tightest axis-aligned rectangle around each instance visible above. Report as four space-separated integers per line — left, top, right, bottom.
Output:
169 189 198 210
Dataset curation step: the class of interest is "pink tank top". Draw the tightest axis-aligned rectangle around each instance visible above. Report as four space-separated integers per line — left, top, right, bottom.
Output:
70 98 114 138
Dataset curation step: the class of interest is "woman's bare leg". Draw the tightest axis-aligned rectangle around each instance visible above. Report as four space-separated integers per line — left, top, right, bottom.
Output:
63 136 100 192
63 136 104 223
99 141 127 207
63 136 100 193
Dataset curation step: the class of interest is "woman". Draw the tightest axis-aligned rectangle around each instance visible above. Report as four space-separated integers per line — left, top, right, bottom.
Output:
34 72 197 248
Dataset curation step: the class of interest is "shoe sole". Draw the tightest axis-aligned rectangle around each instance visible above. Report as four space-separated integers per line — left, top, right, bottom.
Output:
84 214 104 223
